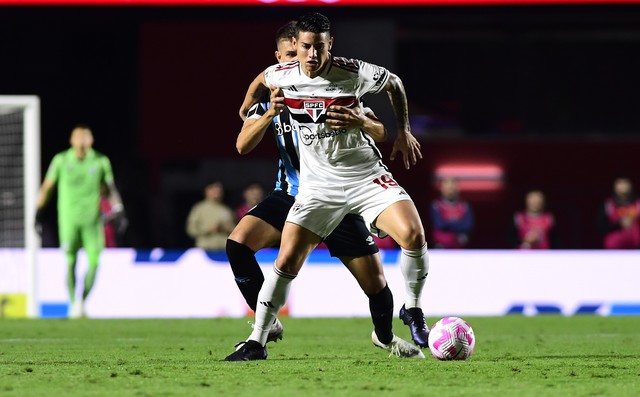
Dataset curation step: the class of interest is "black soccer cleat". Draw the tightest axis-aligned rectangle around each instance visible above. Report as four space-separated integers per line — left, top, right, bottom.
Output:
399 304 430 348
224 340 268 362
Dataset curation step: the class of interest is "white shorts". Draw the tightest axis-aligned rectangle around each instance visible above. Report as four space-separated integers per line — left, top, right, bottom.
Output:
286 172 412 238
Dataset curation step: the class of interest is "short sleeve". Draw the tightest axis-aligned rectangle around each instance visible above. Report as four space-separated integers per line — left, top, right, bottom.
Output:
247 102 267 120
44 153 63 183
357 60 390 96
101 156 115 184
263 65 277 88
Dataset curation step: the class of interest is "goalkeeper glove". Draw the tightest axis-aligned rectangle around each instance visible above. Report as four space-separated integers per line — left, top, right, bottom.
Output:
35 208 45 236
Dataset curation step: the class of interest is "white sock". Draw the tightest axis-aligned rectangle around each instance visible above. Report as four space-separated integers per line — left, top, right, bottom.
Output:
248 266 295 345
400 243 429 309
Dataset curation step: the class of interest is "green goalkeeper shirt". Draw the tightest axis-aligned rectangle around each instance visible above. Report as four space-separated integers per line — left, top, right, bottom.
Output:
45 148 114 225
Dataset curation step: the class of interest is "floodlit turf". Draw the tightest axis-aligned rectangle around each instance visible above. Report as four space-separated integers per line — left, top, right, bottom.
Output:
1 316 639 397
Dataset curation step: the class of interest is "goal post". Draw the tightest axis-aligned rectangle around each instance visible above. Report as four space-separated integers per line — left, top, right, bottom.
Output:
0 96 40 318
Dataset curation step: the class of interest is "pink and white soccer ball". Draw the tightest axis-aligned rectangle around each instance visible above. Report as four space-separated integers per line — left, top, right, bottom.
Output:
428 317 475 360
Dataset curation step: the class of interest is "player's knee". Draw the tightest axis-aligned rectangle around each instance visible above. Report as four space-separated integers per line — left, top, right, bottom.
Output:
226 239 254 262
396 227 425 250
275 254 303 276
227 227 247 245
362 274 386 296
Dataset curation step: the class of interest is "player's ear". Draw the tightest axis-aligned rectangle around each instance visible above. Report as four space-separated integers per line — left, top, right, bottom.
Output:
329 37 334 50
274 50 281 63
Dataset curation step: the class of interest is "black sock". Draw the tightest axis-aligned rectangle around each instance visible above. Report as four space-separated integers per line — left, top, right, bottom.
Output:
369 284 394 345
226 239 265 312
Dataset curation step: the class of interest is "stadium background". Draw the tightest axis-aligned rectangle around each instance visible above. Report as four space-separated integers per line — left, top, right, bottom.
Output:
1 3 639 250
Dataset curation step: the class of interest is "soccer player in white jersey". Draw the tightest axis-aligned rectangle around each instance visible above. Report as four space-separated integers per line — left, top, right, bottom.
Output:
225 13 430 361
226 21 423 360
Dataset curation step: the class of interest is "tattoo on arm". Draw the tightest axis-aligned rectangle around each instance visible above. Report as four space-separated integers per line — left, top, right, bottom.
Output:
386 73 410 132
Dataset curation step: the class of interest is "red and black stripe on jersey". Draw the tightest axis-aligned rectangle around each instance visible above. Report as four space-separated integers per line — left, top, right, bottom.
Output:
284 96 357 124
330 56 360 74
274 60 300 73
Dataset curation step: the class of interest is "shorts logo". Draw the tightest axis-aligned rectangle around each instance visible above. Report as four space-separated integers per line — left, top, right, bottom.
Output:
304 100 326 122
366 236 375 246
291 201 303 213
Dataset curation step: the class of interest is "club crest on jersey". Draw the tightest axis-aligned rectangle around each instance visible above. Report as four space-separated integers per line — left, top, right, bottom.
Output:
304 100 326 122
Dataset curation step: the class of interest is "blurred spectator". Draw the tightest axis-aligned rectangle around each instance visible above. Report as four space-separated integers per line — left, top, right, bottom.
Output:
597 177 640 249
508 190 557 249
235 183 265 220
186 181 236 250
430 177 474 248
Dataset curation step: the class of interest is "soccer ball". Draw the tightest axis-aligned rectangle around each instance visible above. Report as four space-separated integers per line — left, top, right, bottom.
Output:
428 317 475 360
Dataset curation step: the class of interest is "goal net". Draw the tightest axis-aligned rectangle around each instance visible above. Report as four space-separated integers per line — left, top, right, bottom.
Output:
0 96 40 318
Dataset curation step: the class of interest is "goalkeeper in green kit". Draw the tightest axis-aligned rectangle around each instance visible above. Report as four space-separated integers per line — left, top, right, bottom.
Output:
36 125 124 318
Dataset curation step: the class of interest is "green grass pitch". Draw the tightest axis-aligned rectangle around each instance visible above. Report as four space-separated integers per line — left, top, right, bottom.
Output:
1 316 639 396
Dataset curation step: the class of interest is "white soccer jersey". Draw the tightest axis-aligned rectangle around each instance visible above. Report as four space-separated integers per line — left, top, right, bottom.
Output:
264 55 392 188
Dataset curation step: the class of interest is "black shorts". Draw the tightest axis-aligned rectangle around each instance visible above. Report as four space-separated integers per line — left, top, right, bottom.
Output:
246 190 379 258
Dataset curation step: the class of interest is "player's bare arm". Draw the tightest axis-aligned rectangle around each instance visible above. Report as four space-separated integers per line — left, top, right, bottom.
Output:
36 178 55 210
236 85 286 155
384 72 423 170
325 105 387 142
35 177 55 233
239 72 269 121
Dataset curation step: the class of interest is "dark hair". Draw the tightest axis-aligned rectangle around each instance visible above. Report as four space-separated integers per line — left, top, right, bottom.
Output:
205 180 222 188
74 123 92 131
275 21 297 48
295 12 330 37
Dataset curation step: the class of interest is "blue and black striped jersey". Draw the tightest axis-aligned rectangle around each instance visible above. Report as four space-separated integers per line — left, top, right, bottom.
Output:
246 97 301 196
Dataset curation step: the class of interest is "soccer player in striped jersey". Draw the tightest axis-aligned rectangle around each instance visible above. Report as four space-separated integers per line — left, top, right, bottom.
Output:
225 22 423 360
226 14 431 361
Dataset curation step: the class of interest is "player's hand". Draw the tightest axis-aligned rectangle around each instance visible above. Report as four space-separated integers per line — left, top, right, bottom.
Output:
115 215 129 235
102 203 124 223
325 105 365 130
266 85 286 117
34 208 45 236
390 130 422 170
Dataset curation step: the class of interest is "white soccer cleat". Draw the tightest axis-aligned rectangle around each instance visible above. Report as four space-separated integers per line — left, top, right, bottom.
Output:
371 331 425 359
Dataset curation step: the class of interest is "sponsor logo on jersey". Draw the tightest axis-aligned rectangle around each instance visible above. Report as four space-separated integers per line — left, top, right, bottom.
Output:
304 100 326 122
274 121 295 136
298 125 347 146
